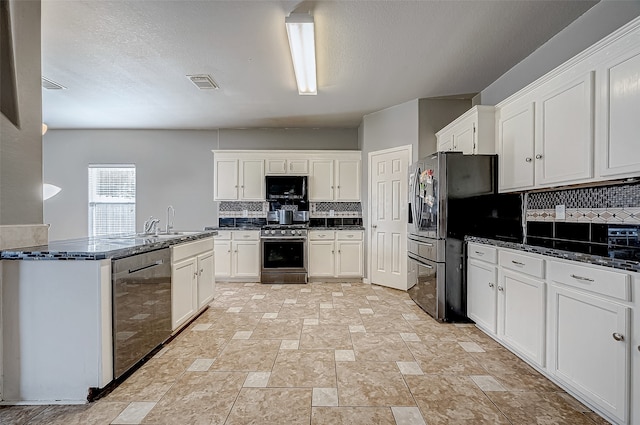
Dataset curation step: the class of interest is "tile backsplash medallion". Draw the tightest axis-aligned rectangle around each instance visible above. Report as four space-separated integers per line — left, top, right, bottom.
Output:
526 182 640 224
310 202 362 218
218 201 268 218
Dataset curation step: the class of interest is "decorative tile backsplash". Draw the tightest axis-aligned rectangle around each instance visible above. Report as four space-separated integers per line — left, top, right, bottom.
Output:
311 202 362 218
526 182 640 224
218 201 268 218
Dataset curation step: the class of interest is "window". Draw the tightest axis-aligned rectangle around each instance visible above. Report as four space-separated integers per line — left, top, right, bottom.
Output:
88 165 136 237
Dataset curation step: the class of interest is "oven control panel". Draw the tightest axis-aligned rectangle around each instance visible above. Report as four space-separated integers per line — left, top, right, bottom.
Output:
261 226 308 238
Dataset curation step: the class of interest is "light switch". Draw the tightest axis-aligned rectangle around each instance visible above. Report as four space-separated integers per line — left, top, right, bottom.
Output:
555 204 566 220
242 209 249 217
329 209 335 217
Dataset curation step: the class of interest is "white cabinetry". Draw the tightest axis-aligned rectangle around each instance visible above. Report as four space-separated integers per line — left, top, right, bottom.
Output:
214 230 260 281
436 105 495 154
308 230 363 279
497 72 594 192
466 243 498 334
548 260 631 425
213 158 264 201
266 158 309 175
171 237 215 331
309 159 361 201
596 37 640 179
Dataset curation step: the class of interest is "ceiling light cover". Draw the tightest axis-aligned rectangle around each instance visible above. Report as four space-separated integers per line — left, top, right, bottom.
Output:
43 183 62 201
285 13 317 95
41 77 66 90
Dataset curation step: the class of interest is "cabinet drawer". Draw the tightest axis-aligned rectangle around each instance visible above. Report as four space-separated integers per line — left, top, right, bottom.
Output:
499 250 544 278
548 261 630 301
232 231 259 241
309 231 335 240
468 243 497 263
173 237 214 262
215 230 232 240
337 231 363 241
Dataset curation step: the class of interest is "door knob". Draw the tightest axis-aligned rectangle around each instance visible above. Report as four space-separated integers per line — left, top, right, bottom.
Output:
497 286 504 292
535 154 543 159
525 157 532 162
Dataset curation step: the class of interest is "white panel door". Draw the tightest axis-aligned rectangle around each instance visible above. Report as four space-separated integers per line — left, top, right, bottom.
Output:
196 251 215 308
498 102 535 192
498 269 546 368
467 259 498 335
535 72 594 186
598 48 640 178
308 240 336 277
214 159 238 200
309 160 334 201
172 258 197 330
336 241 363 277
214 241 232 278
369 146 410 290
549 285 629 424
233 241 260 279
239 160 265 200
336 159 361 201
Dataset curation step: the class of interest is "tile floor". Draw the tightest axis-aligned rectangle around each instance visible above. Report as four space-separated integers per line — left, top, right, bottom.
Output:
0 282 611 425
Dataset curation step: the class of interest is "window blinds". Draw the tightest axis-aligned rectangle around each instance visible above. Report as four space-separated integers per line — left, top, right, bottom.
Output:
88 165 136 237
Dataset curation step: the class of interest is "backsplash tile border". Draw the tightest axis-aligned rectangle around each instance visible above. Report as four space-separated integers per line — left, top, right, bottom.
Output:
218 201 268 218
311 202 362 218
527 207 640 224
527 182 640 209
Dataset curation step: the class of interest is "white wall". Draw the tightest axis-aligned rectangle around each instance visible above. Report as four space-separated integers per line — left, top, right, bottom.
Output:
43 128 358 240
480 0 640 105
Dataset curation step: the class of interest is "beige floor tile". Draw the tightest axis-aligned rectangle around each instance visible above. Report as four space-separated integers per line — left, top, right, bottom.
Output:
396 361 424 375
243 372 271 388
351 333 414 362
209 339 280 372
278 303 319 319
250 318 302 339
360 314 414 333
225 388 312 425
584 411 613 424
0 405 48 425
140 372 244 424
312 387 339 407
311 406 396 424
112 402 156 424
470 375 507 391
268 349 337 387
391 406 427 425
280 339 300 349
406 341 486 375
487 391 596 425
336 361 415 407
405 375 510 425
106 357 192 402
19 402 128 425
335 349 356 361
299 324 353 350
160 329 231 359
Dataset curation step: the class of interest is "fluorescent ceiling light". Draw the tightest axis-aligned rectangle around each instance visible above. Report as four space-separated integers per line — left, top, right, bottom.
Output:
285 13 317 95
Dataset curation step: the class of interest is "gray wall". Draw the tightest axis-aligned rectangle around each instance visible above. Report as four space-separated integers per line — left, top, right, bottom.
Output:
0 0 42 225
43 128 358 240
418 98 471 158
480 0 640 105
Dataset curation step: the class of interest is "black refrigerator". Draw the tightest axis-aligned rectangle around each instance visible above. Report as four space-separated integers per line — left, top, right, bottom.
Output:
407 151 519 322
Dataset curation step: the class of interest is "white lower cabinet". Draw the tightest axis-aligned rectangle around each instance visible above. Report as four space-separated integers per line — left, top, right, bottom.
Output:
171 237 215 331
467 242 638 425
214 230 260 281
498 268 546 368
308 230 363 278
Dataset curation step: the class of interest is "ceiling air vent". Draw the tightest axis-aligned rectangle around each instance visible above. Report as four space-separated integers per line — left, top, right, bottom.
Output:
187 74 219 90
41 77 66 90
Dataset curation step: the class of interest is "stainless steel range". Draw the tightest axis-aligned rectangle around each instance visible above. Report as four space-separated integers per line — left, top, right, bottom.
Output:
260 224 308 284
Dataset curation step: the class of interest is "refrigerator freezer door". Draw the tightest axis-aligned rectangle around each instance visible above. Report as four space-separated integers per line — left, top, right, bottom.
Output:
407 253 445 320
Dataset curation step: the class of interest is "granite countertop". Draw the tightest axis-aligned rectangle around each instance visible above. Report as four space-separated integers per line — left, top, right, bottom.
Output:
204 226 262 231
0 230 218 261
466 236 640 273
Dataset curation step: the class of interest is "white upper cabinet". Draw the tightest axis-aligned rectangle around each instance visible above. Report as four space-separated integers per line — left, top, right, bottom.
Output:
436 106 495 155
534 71 594 187
335 159 361 201
213 158 264 201
498 102 535 192
309 156 361 201
596 37 640 179
309 159 334 201
266 159 309 175
497 18 640 192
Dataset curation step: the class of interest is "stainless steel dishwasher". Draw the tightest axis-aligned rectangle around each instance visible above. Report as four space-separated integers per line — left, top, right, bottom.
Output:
112 248 172 379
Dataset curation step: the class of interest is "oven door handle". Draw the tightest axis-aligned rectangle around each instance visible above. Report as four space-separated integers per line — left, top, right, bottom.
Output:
261 237 307 242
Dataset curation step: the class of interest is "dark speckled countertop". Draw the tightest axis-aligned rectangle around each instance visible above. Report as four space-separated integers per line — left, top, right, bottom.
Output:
0 230 218 261
309 226 365 231
466 236 640 273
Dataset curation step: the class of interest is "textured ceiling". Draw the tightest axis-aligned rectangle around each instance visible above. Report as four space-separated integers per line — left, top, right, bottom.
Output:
41 0 598 129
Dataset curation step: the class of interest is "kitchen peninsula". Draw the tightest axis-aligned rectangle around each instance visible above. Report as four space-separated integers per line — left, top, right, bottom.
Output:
0 230 217 403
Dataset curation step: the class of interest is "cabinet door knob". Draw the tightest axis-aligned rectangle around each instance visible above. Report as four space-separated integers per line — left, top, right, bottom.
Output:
497 286 504 292
332 250 335 254
535 154 543 159
525 157 532 163
372 225 377 229
488 282 494 288
612 333 624 342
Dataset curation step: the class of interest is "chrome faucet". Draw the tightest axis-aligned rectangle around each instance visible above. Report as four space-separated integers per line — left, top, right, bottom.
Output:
166 205 175 234
143 216 160 235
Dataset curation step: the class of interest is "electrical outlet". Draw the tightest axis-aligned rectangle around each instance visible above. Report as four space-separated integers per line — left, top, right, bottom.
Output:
242 209 249 217
329 209 335 217
555 204 566 220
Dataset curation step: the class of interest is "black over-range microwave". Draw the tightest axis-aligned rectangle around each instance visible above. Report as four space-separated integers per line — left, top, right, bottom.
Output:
265 176 307 201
